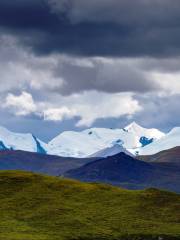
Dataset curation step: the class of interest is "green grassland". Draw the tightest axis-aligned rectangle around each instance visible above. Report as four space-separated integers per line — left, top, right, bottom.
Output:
0 170 179 240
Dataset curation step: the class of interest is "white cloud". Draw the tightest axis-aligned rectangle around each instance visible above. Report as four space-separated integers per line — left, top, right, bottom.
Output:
41 91 142 127
72 92 142 127
2 89 142 126
43 107 76 121
150 72 180 95
3 90 141 127
5 91 37 116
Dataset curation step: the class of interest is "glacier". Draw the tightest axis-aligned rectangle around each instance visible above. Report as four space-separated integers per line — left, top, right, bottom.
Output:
47 122 165 157
1 122 180 158
0 126 47 154
135 127 180 155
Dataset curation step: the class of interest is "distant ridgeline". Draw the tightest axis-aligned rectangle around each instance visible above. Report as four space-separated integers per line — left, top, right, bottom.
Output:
0 128 47 154
0 122 180 158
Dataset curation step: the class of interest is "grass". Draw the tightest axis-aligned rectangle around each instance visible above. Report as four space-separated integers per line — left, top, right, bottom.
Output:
0 170 179 240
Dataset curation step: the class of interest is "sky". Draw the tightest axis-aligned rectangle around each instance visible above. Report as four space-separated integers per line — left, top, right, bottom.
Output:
1 0 180 142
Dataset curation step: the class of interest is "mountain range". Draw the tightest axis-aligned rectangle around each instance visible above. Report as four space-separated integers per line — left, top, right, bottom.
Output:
0 147 179 193
0 122 179 193
0 150 96 176
1 122 179 158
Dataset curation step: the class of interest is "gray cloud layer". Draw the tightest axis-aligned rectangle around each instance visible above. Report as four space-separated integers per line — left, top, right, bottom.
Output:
49 0 180 26
0 0 180 139
0 36 160 95
55 58 159 95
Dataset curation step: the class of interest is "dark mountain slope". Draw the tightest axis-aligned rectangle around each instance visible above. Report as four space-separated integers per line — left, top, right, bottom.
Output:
138 147 180 178
0 150 179 192
138 146 180 165
0 170 179 240
66 152 155 182
0 150 95 176
65 152 180 192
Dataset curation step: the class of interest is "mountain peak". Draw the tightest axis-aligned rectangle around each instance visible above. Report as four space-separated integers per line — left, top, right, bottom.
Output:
124 121 143 131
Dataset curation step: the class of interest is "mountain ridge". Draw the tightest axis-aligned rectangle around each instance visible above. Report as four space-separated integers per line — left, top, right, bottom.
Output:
65 152 180 192
47 122 165 157
1 122 180 158
0 150 96 176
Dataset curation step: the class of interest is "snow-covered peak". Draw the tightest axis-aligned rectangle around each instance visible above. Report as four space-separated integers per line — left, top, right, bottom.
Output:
133 127 180 156
0 126 17 136
89 144 134 158
168 127 180 135
0 123 169 158
0 126 47 153
47 123 165 157
124 122 165 139
47 128 122 157
124 121 143 132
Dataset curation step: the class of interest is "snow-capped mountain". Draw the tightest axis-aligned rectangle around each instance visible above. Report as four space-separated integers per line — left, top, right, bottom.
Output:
89 144 134 158
124 122 165 144
0 126 47 154
47 122 165 157
47 127 135 157
136 127 180 156
1 122 179 158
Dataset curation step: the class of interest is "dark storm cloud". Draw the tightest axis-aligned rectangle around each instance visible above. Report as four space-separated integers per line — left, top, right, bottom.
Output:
1 0 180 57
0 0 58 30
0 36 159 95
49 0 180 26
54 60 158 95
